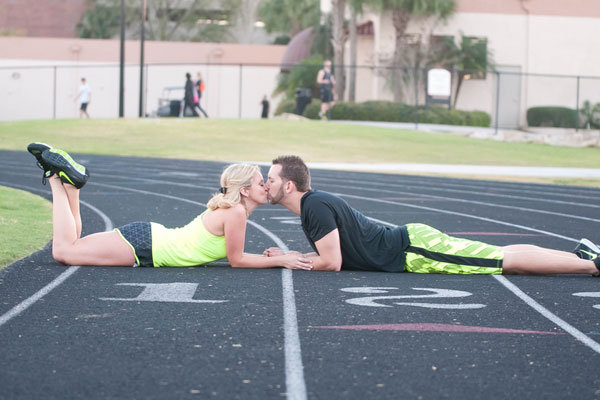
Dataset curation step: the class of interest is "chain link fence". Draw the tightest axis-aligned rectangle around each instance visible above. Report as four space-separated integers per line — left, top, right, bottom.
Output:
2 62 600 134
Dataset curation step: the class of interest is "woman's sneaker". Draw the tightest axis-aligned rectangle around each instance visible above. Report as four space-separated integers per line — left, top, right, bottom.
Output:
27 142 54 184
572 238 600 261
41 148 90 189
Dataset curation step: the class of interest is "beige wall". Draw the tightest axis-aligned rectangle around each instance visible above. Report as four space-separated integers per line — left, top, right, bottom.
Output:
0 37 286 121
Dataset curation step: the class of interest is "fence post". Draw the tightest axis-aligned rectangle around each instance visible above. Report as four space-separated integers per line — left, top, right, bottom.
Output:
53 66 57 119
494 71 500 135
414 66 419 130
575 75 580 131
238 64 243 119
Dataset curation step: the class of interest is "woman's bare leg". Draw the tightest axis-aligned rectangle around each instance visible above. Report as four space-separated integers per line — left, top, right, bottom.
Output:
63 183 82 238
49 176 135 266
503 244 597 275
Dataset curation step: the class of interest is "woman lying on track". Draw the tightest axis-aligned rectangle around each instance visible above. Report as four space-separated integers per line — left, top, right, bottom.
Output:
27 143 312 270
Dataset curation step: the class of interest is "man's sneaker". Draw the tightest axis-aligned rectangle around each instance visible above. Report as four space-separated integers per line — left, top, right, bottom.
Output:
27 142 54 184
572 238 600 261
41 148 90 189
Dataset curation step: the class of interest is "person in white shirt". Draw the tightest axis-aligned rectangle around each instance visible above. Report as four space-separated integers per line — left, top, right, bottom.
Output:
74 78 91 118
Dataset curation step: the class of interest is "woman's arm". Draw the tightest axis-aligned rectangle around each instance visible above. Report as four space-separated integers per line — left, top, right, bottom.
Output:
224 206 312 270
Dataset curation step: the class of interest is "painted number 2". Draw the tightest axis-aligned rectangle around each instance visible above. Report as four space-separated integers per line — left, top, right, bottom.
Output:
340 287 486 309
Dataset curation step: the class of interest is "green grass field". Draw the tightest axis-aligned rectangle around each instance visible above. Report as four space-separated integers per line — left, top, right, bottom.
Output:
1 117 599 268
1 118 600 168
0 186 52 268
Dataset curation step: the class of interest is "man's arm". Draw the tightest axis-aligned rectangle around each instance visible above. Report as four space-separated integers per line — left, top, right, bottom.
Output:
306 229 342 271
316 69 325 85
262 230 342 272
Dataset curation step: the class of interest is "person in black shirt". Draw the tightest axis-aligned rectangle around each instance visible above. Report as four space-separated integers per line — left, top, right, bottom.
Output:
316 60 335 120
263 155 600 276
260 95 270 119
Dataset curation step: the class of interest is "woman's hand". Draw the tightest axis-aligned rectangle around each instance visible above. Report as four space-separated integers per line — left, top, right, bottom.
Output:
263 247 285 257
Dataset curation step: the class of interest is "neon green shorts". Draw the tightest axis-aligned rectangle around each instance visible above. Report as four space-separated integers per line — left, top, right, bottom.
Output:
404 223 503 275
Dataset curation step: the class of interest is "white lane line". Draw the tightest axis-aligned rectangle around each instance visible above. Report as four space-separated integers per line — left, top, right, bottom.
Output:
335 192 579 243
313 174 600 201
336 191 600 355
314 176 600 208
90 181 308 400
0 183 113 328
492 275 600 354
327 182 600 224
250 224 307 400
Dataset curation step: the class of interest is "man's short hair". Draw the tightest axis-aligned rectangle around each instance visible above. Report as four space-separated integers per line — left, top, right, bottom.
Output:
272 155 311 192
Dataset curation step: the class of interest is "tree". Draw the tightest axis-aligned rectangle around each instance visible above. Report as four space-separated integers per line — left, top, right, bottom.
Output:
76 0 126 39
347 0 370 101
451 35 490 107
330 0 347 101
580 100 600 129
76 0 241 42
258 0 320 38
428 33 493 108
367 0 456 102
274 56 323 99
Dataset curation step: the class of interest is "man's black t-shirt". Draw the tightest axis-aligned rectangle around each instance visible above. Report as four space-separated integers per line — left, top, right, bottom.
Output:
300 190 409 272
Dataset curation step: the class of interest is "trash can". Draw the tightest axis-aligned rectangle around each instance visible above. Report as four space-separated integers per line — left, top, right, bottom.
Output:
295 88 312 115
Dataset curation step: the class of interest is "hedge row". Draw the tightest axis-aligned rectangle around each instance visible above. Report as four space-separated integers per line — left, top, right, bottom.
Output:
275 99 491 127
526 106 578 128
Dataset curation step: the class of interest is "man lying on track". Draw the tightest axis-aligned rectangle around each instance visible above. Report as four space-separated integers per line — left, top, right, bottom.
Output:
263 155 600 276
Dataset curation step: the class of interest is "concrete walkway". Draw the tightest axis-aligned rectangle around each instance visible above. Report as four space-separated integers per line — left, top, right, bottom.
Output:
306 162 600 178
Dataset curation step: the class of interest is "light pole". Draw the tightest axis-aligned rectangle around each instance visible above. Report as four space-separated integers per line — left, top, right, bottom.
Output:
119 0 125 117
139 0 146 117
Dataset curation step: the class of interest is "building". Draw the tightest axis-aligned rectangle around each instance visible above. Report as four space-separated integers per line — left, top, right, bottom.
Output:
322 0 600 128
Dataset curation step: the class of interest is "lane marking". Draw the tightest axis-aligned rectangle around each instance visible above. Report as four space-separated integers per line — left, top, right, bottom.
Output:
493 275 600 353
99 282 228 303
447 232 542 236
342 287 485 309
309 323 563 335
1 177 308 400
316 176 600 208
312 174 600 202
329 191 600 354
337 194 580 243
327 182 600 224
88 181 308 400
0 183 112 329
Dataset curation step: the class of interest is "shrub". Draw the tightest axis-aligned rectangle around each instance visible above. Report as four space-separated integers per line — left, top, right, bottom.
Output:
324 101 490 127
303 100 322 119
274 98 296 116
465 111 492 127
330 102 366 120
527 106 578 128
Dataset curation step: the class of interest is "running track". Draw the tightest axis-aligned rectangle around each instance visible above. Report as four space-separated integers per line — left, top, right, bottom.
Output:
1 150 599 399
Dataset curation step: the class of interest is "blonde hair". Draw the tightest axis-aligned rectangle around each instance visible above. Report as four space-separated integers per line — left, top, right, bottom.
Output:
206 163 261 210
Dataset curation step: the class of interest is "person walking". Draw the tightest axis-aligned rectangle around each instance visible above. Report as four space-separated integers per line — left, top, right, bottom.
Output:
194 72 209 118
316 60 335 120
74 78 91 118
183 73 199 117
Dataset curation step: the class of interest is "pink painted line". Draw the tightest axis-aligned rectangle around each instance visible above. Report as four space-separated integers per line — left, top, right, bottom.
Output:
381 197 434 201
447 232 542 236
309 323 562 335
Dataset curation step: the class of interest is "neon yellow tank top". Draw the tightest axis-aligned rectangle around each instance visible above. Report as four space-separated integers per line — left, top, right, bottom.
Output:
151 211 226 267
